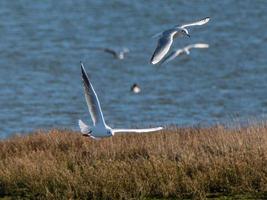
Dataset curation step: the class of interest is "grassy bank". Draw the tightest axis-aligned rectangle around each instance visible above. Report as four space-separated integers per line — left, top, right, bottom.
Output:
1 124 267 199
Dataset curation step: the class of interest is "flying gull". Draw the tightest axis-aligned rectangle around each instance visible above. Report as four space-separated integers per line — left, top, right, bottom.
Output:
79 62 163 139
150 17 210 65
160 43 209 64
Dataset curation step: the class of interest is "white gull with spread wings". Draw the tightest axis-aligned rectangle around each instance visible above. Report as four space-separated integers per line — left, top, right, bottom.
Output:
79 63 163 139
150 17 210 65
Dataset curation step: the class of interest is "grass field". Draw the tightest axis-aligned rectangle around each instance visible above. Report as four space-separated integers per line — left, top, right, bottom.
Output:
1 124 267 199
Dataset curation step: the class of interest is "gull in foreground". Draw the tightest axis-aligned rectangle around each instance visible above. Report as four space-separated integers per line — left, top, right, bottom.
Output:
89 47 129 60
79 63 163 139
150 17 210 65
160 43 209 64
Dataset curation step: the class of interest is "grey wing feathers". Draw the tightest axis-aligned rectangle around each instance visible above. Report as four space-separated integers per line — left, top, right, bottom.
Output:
150 35 173 64
102 48 117 56
160 49 183 64
88 47 117 57
81 63 105 125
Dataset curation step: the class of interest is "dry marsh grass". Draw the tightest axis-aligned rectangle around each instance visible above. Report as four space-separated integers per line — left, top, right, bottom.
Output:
1 124 267 199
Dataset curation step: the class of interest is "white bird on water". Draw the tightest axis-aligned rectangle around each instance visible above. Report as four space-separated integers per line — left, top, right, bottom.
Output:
160 43 209 64
131 83 141 94
88 47 129 60
79 63 163 139
150 17 210 65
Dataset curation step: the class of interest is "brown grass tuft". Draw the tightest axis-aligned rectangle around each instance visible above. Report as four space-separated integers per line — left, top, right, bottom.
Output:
1 125 267 199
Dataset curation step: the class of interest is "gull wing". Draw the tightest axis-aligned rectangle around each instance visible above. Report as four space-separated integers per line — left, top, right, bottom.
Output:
113 127 163 133
180 17 210 28
88 47 117 57
152 31 163 39
150 30 177 65
185 43 209 50
81 63 106 126
102 48 118 57
160 49 184 64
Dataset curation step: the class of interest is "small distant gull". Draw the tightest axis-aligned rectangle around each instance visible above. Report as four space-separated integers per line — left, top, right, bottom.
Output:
160 43 209 64
79 62 163 139
88 47 129 60
131 83 141 93
150 17 210 65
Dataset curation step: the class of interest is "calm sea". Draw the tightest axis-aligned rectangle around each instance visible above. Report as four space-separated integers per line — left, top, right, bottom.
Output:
1 0 267 138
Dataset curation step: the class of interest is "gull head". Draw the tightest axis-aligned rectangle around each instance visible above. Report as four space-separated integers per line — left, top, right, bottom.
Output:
105 126 114 137
180 28 190 37
107 129 114 137
174 28 190 38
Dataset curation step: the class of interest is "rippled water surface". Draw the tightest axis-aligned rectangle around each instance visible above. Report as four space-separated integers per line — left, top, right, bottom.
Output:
1 0 267 137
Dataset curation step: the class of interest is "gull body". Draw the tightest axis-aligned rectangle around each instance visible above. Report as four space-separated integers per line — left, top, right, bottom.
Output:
79 63 163 139
131 83 141 94
160 43 209 64
150 17 210 65
89 47 129 60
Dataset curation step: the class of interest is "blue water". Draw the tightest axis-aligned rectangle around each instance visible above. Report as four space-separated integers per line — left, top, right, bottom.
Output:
1 0 267 138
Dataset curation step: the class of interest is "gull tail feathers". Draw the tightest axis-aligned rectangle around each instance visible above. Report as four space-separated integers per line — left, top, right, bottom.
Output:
78 120 101 140
78 119 90 134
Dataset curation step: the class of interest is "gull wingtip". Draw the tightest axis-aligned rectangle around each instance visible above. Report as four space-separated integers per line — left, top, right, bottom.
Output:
80 62 87 76
80 61 85 69
80 63 90 85
205 17 210 22
150 57 158 65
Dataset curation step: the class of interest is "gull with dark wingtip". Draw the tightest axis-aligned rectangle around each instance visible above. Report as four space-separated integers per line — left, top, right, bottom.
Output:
79 62 163 139
150 17 210 65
